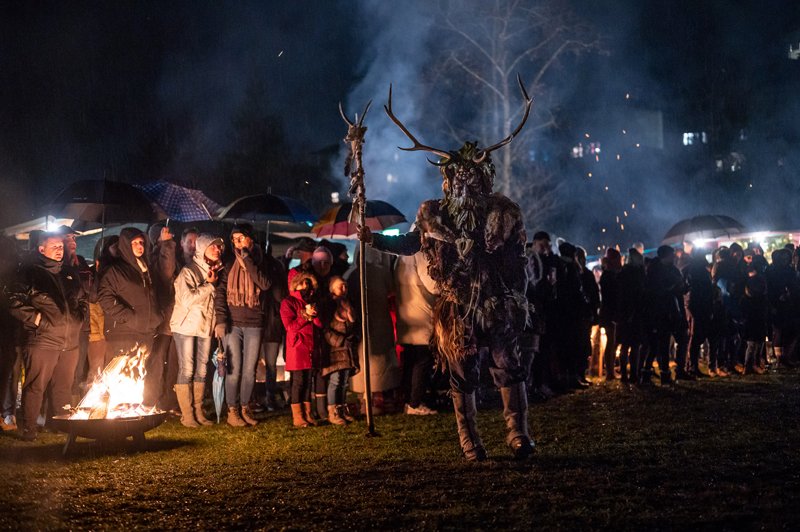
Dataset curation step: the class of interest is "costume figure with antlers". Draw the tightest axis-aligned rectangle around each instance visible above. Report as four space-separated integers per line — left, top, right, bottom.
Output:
359 77 534 461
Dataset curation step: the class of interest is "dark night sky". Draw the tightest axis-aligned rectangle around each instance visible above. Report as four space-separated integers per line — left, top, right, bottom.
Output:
1 0 798 244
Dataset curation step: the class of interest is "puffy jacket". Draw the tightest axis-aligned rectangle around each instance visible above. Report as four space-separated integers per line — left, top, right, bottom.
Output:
280 271 321 371
170 235 220 338
9 254 87 351
97 228 162 341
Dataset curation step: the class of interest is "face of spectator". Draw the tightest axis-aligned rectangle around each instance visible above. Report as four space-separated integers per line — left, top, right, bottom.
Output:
181 232 198 258
131 236 146 258
231 232 252 251
312 250 332 277
533 239 551 255
39 236 64 262
63 233 77 257
330 278 347 298
205 243 222 262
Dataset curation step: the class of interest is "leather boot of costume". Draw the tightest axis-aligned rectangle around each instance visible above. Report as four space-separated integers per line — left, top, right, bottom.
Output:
500 382 534 459
451 392 486 462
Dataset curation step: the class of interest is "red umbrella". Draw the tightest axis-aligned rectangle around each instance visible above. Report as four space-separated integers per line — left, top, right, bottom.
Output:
312 200 406 238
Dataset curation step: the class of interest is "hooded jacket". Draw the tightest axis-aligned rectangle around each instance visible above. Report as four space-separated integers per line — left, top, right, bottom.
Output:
170 234 221 338
9 252 87 351
97 227 162 341
280 271 322 371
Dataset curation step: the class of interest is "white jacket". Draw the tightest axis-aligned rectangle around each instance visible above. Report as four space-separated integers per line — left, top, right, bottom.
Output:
394 251 438 345
169 235 219 338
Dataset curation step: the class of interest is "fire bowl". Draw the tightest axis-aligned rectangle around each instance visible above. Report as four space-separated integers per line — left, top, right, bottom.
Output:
50 413 168 455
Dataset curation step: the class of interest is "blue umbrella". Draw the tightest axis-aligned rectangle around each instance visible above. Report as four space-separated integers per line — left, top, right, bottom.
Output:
137 181 223 222
211 343 227 423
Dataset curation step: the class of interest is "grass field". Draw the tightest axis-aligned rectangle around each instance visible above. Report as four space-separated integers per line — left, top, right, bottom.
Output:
1 370 798 530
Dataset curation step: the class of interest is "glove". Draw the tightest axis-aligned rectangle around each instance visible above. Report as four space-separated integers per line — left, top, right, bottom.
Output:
214 324 227 339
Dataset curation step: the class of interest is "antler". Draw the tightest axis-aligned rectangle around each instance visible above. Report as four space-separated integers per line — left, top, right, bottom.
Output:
384 85 451 161
339 100 372 128
474 74 533 163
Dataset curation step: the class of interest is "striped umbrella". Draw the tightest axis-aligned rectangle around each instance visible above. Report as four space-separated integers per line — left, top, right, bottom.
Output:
312 200 406 238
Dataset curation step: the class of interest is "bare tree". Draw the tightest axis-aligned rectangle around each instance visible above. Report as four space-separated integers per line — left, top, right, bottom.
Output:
428 0 602 219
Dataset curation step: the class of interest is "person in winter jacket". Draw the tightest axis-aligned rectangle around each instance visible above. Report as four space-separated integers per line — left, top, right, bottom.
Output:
9 233 87 441
260 243 288 411
97 227 163 409
281 270 322 427
599 248 622 380
741 269 769 374
170 234 224 427
644 245 686 385
616 248 646 383
684 254 714 377
322 276 359 425
213 224 272 427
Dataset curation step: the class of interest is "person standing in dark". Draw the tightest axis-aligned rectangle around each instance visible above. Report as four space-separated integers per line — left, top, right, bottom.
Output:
599 248 622 381
260 242 288 410
712 246 745 374
214 224 272 427
527 232 558 398
741 267 768 374
644 245 686 385
616 248 646 384
765 248 798 369
575 247 599 387
684 253 714 377
0 236 22 432
9 233 87 441
554 242 587 390
97 228 162 409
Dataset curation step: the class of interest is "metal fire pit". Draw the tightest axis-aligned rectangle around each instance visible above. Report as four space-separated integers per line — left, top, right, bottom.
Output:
50 413 167 456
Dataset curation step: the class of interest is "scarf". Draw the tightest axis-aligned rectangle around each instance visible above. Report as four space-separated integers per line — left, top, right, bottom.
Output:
227 253 261 308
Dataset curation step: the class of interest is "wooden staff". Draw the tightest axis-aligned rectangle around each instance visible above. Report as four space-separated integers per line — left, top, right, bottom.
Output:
339 100 378 436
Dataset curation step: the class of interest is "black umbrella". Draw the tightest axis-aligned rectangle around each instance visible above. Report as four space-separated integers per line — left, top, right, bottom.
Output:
46 180 166 228
662 215 745 245
218 193 315 224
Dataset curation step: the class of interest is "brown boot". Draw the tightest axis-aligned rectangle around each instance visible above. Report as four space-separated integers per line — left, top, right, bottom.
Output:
338 404 356 422
175 384 199 428
226 406 247 427
291 403 309 427
240 405 258 426
327 405 347 425
192 383 213 426
302 402 319 426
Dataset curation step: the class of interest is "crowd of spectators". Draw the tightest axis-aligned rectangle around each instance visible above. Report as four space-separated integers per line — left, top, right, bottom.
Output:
1 224 797 442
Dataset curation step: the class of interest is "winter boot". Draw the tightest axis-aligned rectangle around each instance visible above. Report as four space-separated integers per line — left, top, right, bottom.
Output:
302 402 320 426
327 405 348 425
451 391 487 462
291 403 309 427
240 405 258 426
226 406 247 427
338 404 356 422
175 384 199 428
500 382 535 460
192 382 213 426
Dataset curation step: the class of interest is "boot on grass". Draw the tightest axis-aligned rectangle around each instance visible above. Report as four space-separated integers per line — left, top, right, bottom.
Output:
192 382 213 426
175 384 199 428
291 403 309 427
227 406 247 427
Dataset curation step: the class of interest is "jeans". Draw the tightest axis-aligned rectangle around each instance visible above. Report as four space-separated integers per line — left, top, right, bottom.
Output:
327 369 351 405
224 326 262 407
173 333 212 385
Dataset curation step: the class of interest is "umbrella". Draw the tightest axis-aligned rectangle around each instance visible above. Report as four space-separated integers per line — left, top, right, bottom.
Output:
136 181 223 222
662 215 746 245
218 193 315 224
312 200 406 238
211 343 226 423
45 179 166 228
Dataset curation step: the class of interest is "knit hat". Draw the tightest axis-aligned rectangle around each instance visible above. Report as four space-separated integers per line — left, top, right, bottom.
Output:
230 223 255 240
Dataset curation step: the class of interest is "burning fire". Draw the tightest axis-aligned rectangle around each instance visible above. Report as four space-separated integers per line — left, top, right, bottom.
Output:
69 344 159 420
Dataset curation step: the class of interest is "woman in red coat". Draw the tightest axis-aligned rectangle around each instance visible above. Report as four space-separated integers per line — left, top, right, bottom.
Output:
280 271 322 427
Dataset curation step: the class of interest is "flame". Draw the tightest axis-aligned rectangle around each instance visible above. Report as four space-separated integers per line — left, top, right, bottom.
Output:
69 344 159 420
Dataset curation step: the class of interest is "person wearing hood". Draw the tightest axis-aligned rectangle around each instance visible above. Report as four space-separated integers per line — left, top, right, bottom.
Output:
170 234 224 427
281 270 323 427
214 224 272 427
97 227 163 409
8 233 87 441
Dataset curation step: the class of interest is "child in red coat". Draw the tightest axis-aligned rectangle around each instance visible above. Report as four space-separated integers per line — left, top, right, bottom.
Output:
280 271 322 427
